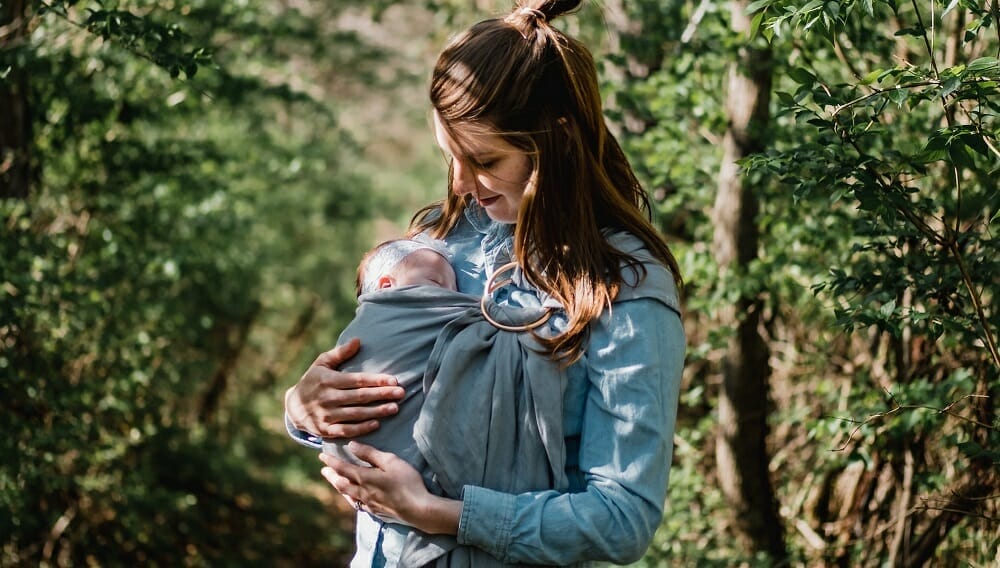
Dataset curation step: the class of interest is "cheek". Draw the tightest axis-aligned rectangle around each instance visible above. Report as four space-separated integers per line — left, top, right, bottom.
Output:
497 162 532 193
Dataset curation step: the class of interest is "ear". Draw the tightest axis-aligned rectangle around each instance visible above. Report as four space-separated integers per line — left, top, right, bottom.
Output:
377 275 395 289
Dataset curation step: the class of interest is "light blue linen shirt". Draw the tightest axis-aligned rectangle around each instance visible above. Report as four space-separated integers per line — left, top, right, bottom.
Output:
287 204 685 566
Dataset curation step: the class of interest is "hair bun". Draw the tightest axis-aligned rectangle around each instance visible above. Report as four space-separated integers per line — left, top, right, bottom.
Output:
518 0 582 23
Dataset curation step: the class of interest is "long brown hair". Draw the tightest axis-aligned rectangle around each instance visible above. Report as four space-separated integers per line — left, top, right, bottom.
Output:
412 0 682 363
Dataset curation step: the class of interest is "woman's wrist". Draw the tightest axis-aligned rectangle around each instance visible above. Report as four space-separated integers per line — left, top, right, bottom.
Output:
410 494 462 536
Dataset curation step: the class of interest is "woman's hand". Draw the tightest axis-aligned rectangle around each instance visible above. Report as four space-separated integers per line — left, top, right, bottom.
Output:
319 442 462 536
285 338 406 439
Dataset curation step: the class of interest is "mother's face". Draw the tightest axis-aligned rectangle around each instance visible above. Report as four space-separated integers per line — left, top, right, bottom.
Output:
433 112 533 224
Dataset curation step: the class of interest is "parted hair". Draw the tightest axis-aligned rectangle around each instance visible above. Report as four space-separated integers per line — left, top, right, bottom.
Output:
412 0 682 364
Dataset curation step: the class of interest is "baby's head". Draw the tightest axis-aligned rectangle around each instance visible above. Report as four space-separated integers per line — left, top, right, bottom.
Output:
356 238 457 296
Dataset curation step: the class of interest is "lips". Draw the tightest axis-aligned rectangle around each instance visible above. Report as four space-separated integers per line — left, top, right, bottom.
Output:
478 195 500 207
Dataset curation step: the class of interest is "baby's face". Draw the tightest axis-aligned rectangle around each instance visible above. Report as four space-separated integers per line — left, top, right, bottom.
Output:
391 249 457 291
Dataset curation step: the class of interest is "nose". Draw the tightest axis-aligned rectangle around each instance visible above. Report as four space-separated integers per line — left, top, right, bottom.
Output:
451 159 476 197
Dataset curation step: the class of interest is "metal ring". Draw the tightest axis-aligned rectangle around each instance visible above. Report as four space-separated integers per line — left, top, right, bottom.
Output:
353 500 364 512
480 262 552 332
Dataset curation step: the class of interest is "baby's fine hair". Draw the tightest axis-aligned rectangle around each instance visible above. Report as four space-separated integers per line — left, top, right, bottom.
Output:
355 236 453 296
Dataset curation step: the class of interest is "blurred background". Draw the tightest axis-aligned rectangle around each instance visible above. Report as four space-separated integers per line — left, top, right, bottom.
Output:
2 0 997 566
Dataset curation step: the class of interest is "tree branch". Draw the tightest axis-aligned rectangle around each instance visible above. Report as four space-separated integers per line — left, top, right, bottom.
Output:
830 392 994 453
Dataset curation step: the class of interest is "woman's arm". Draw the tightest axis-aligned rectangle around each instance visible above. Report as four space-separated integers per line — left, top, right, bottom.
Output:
285 338 406 444
457 299 685 564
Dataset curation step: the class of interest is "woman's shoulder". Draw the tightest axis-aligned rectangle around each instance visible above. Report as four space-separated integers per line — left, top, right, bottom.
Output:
603 229 656 261
603 229 681 315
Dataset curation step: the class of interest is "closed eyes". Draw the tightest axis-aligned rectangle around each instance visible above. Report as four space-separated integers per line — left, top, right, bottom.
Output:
476 157 499 168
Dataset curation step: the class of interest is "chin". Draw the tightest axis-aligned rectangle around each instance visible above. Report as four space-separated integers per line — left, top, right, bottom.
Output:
484 210 517 224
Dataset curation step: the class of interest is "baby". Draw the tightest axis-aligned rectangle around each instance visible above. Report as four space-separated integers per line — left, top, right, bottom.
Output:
320 236 567 562
354 238 457 296
325 236 466 475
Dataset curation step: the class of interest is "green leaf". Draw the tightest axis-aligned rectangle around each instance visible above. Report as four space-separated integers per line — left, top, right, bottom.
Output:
958 133 990 157
861 69 883 85
948 142 976 169
750 10 766 38
966 57 1000 75
799 0 825 14
916 133 949 163
763 25 776 42
789 67 817 85
888 87 909 107
776 91 796 106
938 76 961 99
746 0 773 14
854 186 881 211
880 298 896 318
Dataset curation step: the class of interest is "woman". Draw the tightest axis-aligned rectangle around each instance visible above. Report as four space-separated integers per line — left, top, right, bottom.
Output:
285 1 686 564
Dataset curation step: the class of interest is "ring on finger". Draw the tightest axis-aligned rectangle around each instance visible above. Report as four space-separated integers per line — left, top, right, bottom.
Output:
353 500 365 512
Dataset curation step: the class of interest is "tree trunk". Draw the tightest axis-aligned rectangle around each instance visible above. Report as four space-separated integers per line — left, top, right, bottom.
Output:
197 303 260 424
0 0 32 198
712 1 786 562
603 0 665 136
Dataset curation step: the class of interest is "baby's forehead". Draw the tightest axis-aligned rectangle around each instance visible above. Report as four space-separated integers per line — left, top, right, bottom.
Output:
399 248 454 270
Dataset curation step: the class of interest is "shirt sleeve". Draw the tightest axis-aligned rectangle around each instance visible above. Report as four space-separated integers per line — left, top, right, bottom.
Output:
456 298 686 564
284 412 323 450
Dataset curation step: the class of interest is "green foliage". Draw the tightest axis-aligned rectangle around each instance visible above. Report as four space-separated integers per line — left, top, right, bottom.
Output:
1 0 440 564
744 0 999 367
753 0 996 563
596 0 998 564
4 0 997 564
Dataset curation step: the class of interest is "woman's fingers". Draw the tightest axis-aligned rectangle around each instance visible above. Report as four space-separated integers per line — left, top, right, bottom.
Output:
285 338 406 438
318 420 380 439
314 386 404 439
319 449 408 521
313 338 400 391
319 453 368 493
319 383 405 407
346 442 394 469
320 461 359 502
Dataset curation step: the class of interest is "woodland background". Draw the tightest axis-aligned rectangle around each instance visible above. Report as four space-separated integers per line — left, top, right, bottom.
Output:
1 0 997 566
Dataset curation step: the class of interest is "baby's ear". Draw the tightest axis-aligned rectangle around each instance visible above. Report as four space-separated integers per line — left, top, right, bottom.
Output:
377 275 395 289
